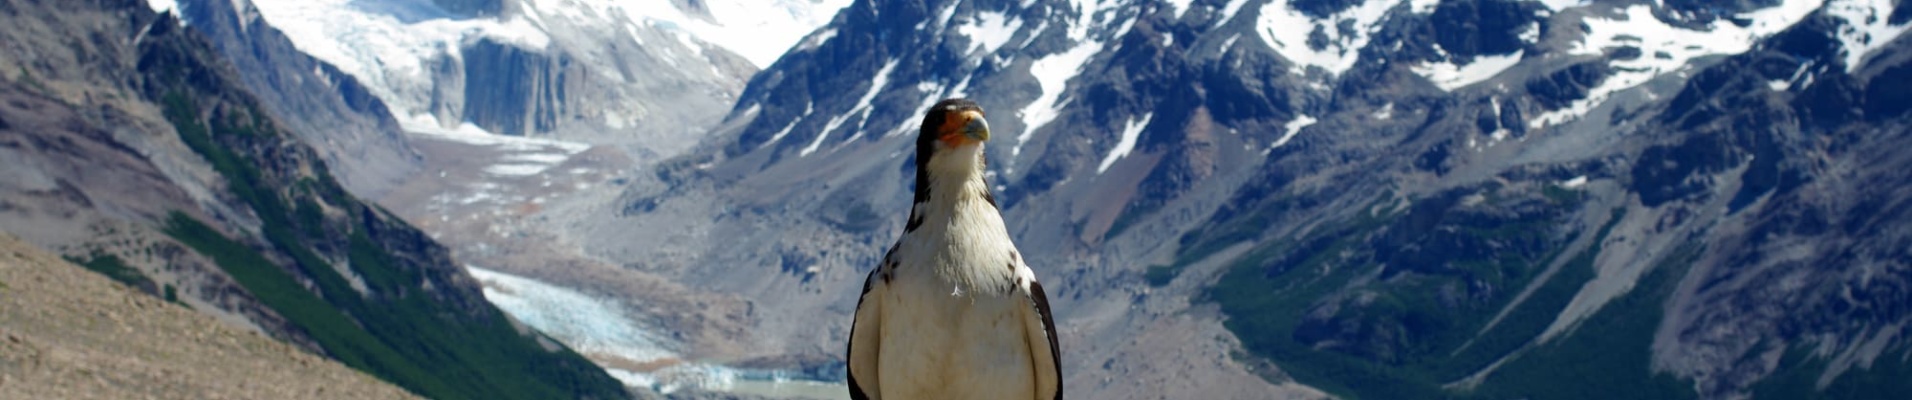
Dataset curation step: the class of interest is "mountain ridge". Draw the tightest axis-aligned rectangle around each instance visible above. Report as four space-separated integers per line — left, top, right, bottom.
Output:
143 0 1912 398
562 0 1912 398
0 0 629 397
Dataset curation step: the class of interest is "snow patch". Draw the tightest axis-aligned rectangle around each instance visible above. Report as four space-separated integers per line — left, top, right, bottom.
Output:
798 28 838 51
765 102 814 147
1413 50 1525 91
1166 0 1195 18
959 11 1024 55
948 71 976 99
1772 61 1816 92
1825 0 1911 73
1219 33 1241 53
938 2 961 28
145 0 177 15
1254 0 1397 75
1535 0 1586 11
507 152 571 164
526 0 853 68
1270 114 1317 150
485 164 553 176
1518 22 1542 43
1218 0 1255 26
1410 0 1441 14
804 59 898 156
1529 2 1821 129
1014 41 1103 157
1007 0 1124 164
1097 113 1153 174
1373 103 1395 120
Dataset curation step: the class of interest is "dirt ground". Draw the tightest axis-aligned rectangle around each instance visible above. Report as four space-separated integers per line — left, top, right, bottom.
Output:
0 233 418 400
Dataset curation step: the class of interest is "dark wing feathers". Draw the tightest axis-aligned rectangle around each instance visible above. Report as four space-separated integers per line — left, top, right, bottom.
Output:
847 257 886 400
1030 280 1063 400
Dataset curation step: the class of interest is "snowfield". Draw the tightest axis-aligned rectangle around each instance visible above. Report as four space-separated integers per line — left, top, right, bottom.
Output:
1530 1 1822 128
247 0 849 136
1414 51 1525 91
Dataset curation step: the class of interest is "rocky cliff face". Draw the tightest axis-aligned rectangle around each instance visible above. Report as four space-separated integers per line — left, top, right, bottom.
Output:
243 0 800 158
567 0 1912 398
0 0 626 398
433 0 509 17
174 0 421 198
452 37 573 137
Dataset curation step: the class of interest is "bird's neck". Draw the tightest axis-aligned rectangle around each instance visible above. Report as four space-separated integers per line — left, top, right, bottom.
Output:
917 144 990 222
904 144 1016 293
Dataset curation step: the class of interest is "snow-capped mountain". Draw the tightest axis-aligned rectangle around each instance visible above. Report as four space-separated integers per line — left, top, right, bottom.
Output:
155 0 859 396
242 0 848 154
141 0 1912 397
0 0 629 397
562 0 1912 398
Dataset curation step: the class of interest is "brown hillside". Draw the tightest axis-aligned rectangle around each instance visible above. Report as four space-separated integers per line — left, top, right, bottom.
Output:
0 233 418 400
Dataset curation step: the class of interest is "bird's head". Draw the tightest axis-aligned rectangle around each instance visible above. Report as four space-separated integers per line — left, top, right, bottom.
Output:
916 97 990 167
913 98 992 200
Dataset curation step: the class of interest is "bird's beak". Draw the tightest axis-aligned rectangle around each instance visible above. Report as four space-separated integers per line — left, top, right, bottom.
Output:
941 110 991 148
963 114 990 142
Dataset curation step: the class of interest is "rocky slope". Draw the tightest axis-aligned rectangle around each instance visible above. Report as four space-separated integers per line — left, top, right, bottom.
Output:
0 0 626 398
171 0 422 198
554 0 1912 398
0 233 420 400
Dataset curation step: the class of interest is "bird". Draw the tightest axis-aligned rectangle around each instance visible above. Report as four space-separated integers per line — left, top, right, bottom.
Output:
846 98 1062 400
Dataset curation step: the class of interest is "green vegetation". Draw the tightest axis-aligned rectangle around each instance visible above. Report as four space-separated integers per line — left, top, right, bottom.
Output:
1204 206 1426 399
1541 184 1583 206
1438 208 1626 379
1468 245 1701 400
1198 188 1683 399
1144 264 1180 287
66 252 156 291
1148 197 1310 287
159 90 625 399
1104 200 1162 241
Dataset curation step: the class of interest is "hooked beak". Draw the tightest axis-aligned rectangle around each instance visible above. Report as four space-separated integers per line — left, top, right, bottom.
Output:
940 109 991 148
963 114 991 142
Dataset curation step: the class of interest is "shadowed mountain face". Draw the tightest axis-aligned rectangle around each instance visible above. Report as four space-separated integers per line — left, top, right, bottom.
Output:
0 0 626 398
171 0 422 199
558 0 1912 398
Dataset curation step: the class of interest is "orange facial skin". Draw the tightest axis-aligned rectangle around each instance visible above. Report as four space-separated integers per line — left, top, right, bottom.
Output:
939 110 987 148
